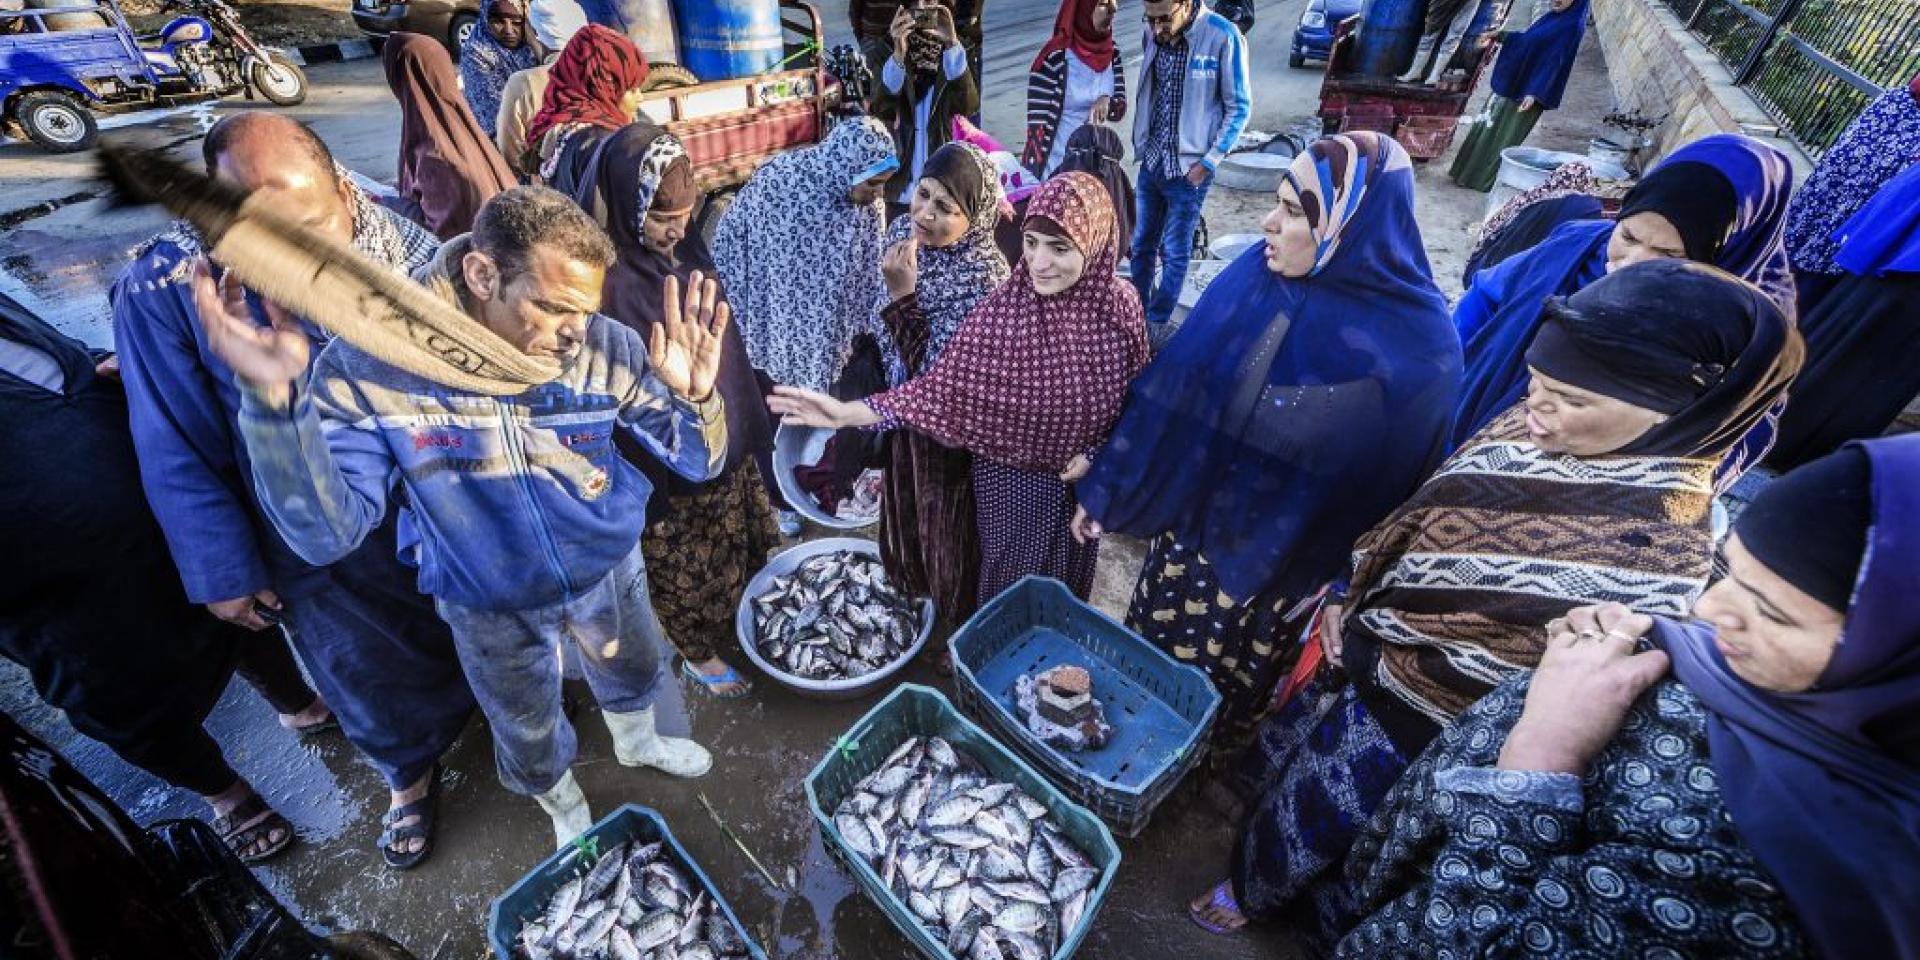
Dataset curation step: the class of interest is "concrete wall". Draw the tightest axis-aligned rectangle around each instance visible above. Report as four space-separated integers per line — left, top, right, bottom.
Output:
1589 0 1814 177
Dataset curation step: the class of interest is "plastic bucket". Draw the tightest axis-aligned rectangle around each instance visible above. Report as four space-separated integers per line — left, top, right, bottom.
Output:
1588 136 1634 172
669 0 783 80
609 0 679 67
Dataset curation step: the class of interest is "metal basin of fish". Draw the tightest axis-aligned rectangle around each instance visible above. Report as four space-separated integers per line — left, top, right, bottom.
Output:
487 804 765 960
772 423 879 530
736 538 935 701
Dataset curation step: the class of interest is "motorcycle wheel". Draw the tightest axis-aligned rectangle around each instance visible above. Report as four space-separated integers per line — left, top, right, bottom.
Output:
252 53 307 106
16 90 97 153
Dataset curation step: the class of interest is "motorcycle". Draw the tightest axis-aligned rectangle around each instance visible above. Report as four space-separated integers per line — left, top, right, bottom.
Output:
0 0 306 152
139 0 308 106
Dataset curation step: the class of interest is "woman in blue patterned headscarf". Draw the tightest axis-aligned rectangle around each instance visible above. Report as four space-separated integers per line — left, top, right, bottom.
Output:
1783 74 1920 311
459 0 545 140
1451 133 1795 450
1073 132 1462 758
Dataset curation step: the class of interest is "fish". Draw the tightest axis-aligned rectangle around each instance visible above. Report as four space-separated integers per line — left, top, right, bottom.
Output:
1051 866 1098 903
542 879 583 937
926 793 985 828
993 902 1048 936
752 550 922 682
608 927 641 960
631 909 682 952
830 736 1102 959
513 842 752 960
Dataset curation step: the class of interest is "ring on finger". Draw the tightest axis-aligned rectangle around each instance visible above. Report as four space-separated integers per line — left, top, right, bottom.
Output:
1604 629 1635 644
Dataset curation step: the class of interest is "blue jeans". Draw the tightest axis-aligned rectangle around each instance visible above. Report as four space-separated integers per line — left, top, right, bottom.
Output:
435 544 668 795
1131 167 1213 327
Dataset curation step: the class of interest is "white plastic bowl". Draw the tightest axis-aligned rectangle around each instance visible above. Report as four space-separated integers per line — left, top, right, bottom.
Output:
735 537 935 701
772 422 879 530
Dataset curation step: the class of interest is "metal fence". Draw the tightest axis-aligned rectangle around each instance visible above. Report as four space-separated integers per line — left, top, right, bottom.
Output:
1657 0 1920 155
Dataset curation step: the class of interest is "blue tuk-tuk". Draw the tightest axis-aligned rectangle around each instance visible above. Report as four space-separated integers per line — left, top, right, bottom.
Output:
0 0 305 152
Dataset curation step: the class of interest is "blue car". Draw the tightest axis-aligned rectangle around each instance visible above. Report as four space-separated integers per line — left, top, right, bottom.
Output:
1290 0 1363 68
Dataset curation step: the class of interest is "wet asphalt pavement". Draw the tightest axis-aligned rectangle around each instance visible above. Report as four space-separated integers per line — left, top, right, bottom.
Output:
0 0 1330 955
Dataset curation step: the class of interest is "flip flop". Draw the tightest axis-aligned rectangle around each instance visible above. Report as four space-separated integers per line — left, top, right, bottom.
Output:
378 766 442 871
681 659 753 700
1188 880 1248 935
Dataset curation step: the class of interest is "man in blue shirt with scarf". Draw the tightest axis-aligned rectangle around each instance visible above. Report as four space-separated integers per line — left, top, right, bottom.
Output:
112 113 475 869
1132 0 1250 333
196 186 729 848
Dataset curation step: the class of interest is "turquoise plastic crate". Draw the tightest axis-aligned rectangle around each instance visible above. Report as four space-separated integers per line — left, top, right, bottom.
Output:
485 804 768 960
948 576 1222 837
803 684 1123 960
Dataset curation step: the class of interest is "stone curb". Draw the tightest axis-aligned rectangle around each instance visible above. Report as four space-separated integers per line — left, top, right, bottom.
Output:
280 37 380 66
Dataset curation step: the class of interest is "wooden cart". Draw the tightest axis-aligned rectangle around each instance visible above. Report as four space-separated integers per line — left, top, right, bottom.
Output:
1314 16 1501 161
636 0 836 193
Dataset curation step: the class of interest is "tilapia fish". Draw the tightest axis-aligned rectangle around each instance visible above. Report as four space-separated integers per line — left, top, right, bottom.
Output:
515 840 753 960
752 550 922 682
832 736 1102 960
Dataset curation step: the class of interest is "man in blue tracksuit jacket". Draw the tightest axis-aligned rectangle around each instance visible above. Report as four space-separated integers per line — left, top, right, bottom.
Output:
111 113 474 868
198 186 729 847
1133 0 1252 330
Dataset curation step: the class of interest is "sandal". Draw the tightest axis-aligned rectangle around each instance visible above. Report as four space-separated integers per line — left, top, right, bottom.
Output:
378 766 442 871
681 659 753 700
1188 880 1249 935
213 793 296 864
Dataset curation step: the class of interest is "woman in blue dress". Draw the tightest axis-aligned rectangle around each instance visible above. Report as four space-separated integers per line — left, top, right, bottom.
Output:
1071 132 1462 760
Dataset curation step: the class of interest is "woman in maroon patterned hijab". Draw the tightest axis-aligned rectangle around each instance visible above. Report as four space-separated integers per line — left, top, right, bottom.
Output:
772 172 1148 606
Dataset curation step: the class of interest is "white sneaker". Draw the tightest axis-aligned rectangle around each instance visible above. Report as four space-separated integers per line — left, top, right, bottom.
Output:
534 770 593 848
603 707 713 778
776 510 804 537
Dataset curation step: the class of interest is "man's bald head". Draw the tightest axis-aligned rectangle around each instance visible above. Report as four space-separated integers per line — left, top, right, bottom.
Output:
202 113 354 246
202 113 335 182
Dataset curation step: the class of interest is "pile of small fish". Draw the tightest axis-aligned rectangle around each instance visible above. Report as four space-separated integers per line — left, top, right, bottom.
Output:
515 839 752 960
832 736 1101 960
751 550 921 681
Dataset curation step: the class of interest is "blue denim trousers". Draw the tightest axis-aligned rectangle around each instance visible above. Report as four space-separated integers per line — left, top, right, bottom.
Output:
435 544 668 795
1130 166 1213 327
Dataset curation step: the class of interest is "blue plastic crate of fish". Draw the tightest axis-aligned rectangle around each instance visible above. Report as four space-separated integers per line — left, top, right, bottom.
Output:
804 684 1122 960
487 804 768 960
947 576 1222 837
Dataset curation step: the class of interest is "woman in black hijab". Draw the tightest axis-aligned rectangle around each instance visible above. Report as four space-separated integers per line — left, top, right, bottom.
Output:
572 123 779 699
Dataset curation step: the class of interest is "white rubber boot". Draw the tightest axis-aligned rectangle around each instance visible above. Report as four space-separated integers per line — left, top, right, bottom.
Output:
604 707 712 778
534 770 593 849
1396 32 1437 83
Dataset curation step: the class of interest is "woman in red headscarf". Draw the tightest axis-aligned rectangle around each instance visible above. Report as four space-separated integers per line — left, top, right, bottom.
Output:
1020 0 1127 177
383 32 517 239
527 23 649 194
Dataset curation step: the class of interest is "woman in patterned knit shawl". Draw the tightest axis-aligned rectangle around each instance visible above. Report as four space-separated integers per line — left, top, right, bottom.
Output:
770 172 1147 608
1189 259 1800 945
